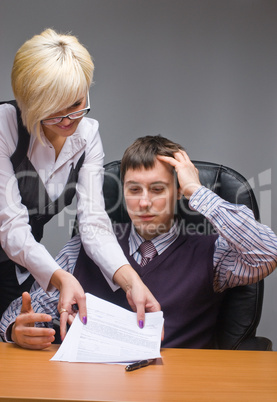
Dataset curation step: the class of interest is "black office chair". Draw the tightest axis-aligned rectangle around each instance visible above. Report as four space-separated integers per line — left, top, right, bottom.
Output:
102 160 272 351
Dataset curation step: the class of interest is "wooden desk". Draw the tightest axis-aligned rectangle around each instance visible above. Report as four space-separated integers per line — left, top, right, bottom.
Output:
0 343 276 402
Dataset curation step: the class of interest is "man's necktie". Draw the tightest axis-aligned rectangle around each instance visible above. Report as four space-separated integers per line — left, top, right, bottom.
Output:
139 240 157 267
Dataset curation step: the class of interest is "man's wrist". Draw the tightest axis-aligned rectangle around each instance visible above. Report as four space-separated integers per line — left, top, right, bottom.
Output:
181 183 202 199
6 322 15 343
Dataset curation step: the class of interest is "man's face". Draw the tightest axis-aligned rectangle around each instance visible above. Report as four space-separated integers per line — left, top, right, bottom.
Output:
123 159 180 240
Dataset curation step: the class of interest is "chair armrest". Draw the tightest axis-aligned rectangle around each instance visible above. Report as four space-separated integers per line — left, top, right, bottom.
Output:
236 336 273 351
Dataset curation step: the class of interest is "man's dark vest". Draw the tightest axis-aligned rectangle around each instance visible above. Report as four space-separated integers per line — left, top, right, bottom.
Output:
74 223 223 349
0 101 85 268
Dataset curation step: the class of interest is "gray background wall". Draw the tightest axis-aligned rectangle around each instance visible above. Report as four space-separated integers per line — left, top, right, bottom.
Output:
1 0 276 349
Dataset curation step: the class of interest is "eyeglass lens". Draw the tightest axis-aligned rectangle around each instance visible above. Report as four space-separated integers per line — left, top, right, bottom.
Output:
42 93 91 125
42 109 89 125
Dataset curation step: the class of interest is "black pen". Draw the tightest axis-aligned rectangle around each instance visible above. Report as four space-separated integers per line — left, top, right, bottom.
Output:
125 359 154 372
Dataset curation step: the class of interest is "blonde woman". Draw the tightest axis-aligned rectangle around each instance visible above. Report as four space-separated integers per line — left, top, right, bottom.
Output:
0 29 160 340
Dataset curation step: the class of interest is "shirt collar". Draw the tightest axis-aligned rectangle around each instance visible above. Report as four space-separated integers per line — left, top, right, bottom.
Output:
30 125 86 169
129 220 179 256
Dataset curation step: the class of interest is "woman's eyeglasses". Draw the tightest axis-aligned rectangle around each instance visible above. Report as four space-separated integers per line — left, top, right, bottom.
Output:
41 94 90 126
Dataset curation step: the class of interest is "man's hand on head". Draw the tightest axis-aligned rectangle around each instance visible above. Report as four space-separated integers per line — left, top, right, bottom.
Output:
157 150 202 199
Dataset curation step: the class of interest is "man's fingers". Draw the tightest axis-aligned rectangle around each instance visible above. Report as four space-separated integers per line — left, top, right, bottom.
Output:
18 326 55 338
21 331 55 350
157 150 192 167
174 149 190 162
13 325 55 350
21 292 33 314
157 154 178 168
17 312 52 326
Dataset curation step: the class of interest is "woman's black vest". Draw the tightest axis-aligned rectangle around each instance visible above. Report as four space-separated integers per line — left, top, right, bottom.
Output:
0 101 85 268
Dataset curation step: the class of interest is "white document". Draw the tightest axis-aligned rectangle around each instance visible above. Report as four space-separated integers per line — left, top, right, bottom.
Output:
51 293 164 363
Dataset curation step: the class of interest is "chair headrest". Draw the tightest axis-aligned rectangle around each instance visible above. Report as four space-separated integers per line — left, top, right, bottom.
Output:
103 160 259 233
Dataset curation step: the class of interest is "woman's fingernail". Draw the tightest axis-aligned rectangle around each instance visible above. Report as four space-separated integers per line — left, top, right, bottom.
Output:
82 316 87 325
139 320 144 329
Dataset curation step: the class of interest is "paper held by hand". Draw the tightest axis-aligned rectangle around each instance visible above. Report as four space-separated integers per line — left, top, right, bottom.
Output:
51 293 164 363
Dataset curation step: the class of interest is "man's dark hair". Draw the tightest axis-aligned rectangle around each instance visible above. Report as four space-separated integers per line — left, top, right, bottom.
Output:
120 135 184 182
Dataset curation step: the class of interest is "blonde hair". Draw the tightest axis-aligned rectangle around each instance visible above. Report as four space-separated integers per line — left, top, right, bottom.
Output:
12 28 94 140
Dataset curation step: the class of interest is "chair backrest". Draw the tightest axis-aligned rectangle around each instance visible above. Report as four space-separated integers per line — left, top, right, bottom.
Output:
103 159 260 226
103 160 271 350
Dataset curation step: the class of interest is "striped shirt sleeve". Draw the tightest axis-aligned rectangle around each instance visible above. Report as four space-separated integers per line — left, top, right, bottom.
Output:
189 186 277 292
0 235 82 342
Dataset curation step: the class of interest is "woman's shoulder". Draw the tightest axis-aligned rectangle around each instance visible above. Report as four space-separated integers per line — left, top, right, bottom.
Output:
0 103 18 151
0 101 17 118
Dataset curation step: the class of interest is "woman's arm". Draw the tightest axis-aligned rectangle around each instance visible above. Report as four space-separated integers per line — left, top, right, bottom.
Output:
0 104 60 290
76 123 161 324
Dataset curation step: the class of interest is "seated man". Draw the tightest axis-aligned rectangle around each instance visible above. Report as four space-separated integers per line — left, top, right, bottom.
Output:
1 135 277 350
